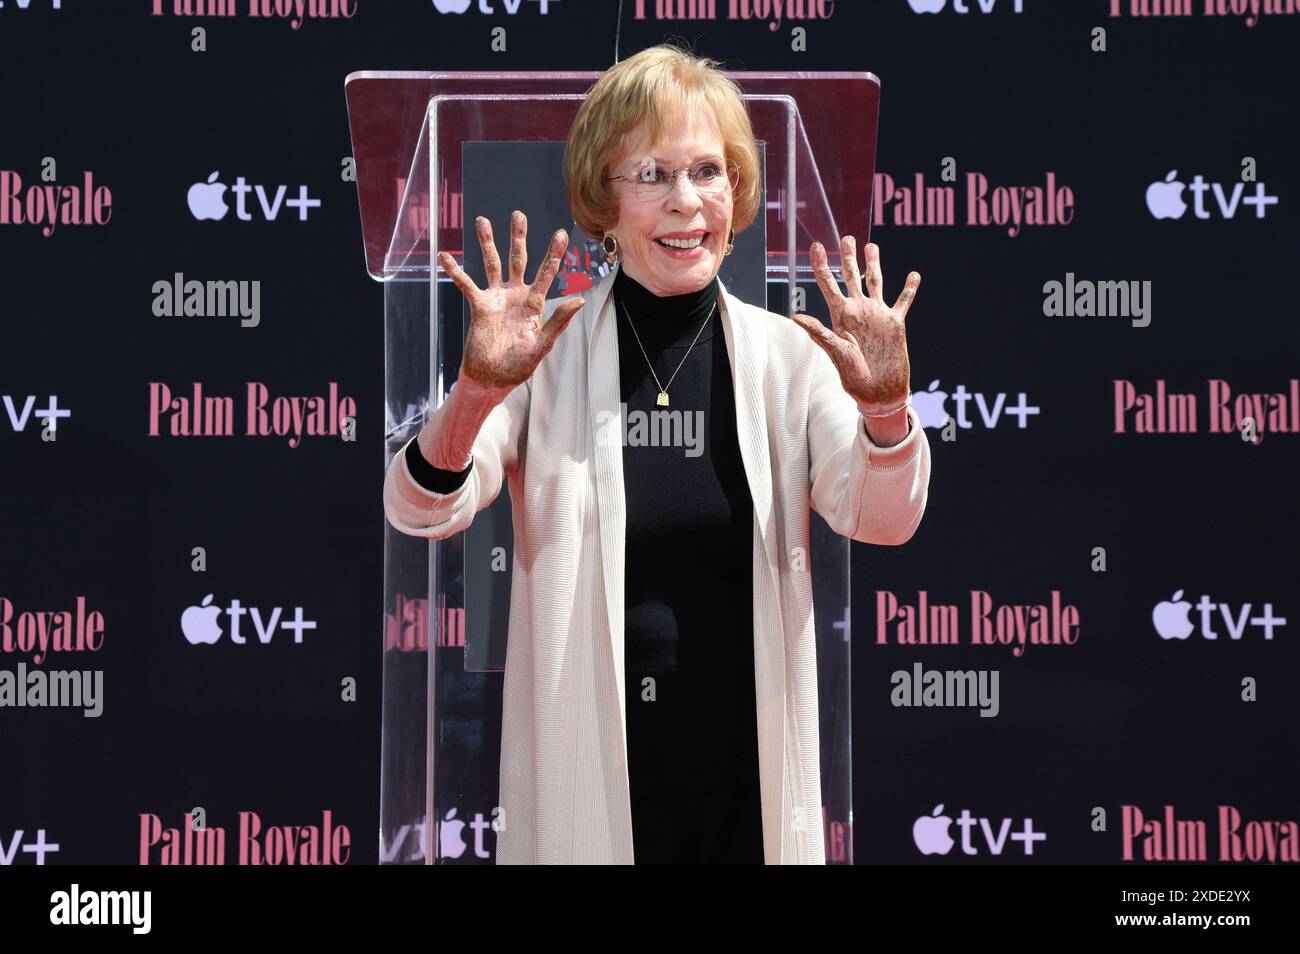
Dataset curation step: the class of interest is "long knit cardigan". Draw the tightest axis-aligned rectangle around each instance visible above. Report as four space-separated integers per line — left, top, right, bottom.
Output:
383 261 932 863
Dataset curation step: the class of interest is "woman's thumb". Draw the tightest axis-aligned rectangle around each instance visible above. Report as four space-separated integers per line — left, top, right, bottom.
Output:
539 298 584 351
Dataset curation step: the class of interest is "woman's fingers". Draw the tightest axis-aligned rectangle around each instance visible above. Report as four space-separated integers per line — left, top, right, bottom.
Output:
894 270 921 320
476 215 503 286
509 210 527 285
810 241 845 310
529 229 569 303
864 242 884 305
438 250 481 304
841 235 863 298
810 240 849 338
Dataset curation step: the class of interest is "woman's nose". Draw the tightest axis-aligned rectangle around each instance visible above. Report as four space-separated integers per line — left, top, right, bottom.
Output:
666 174 704 212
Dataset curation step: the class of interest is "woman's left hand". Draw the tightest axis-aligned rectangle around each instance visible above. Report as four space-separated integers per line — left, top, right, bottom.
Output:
791 236 919 418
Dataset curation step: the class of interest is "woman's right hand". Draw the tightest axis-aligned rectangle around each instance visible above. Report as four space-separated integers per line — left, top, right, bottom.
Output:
438 211 586 397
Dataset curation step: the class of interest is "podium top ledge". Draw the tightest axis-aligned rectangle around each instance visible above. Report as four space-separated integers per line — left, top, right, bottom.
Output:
345 69 879 85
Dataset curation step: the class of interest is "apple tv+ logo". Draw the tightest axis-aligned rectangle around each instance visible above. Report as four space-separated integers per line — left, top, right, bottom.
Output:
429 0 562 15
378 808 500 862
913 804 1046 857
181 594 318 646
1151 589 1286 641
1145 170 1278 221
910 380 1040 430
187 172 321 223
0 829 60 866
907 0 1025 14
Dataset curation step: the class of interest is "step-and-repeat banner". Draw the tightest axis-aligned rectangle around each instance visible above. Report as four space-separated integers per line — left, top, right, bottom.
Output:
1 1 1296 865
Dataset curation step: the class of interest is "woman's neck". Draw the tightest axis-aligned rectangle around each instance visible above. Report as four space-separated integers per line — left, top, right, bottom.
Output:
614 264 720 329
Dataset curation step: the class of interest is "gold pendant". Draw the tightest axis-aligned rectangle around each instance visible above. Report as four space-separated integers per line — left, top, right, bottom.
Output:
656 391 670 407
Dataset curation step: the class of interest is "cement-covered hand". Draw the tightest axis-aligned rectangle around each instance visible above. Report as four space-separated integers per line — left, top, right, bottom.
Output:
791 236 919 418
437 210 586 395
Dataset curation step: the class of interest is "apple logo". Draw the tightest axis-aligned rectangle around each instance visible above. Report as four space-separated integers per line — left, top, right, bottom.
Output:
1152 589 1195 640
431 0 473 13
908 0 946 12
438 808 467 860
188 171 229 221
911 379 951 429
1146 170 1187 220
182 593 223 645
913 804 955 855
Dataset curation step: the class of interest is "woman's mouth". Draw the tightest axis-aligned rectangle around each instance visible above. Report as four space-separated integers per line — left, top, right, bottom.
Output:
654 233 708 258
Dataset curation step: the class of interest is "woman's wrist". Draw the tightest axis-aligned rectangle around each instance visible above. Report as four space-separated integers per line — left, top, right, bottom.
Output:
860 402 911 447
856 394 911 419
416 373 509 471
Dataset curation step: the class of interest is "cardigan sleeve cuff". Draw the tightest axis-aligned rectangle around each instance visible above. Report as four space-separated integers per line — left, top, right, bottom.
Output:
404 435 472 494
859 405 924 471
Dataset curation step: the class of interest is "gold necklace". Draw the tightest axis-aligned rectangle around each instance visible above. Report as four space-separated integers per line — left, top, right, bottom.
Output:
617 296 717 407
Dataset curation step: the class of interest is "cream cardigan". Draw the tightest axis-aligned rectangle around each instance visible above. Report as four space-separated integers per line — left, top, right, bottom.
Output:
383 261 932 863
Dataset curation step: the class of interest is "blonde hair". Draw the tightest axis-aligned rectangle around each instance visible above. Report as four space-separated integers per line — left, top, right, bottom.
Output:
564 44 762 243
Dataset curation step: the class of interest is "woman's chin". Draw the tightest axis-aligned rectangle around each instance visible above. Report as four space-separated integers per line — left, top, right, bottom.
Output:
659 258 715 289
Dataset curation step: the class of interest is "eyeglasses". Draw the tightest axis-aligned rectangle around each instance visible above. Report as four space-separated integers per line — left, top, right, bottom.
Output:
605 159 740 202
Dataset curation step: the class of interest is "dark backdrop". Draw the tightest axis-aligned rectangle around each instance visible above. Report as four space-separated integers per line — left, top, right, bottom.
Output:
1 0 1295 865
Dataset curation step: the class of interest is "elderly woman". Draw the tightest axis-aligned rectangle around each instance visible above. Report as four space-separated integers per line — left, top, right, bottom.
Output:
384 44 931 865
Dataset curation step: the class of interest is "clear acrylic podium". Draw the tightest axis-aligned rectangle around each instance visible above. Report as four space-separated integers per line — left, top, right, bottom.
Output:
346 70 880 864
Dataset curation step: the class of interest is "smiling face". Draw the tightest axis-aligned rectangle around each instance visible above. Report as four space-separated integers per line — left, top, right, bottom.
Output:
605 112 734 297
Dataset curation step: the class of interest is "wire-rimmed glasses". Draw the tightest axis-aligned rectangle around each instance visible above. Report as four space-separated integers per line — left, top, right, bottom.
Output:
605 159 740 202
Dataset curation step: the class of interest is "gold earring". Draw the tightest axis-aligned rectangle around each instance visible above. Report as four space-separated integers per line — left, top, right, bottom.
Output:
603 233 619 264
724 228 735 255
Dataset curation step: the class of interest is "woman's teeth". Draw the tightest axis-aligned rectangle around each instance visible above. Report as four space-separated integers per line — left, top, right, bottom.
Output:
657 235 705 249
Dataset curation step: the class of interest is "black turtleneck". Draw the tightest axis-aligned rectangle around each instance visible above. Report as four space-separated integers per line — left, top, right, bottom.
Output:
613 265 762 865
407 265 765 864
611 265 720 344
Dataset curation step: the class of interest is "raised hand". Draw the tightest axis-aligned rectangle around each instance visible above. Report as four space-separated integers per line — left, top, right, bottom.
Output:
437 210 586 395
791 237 919 416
